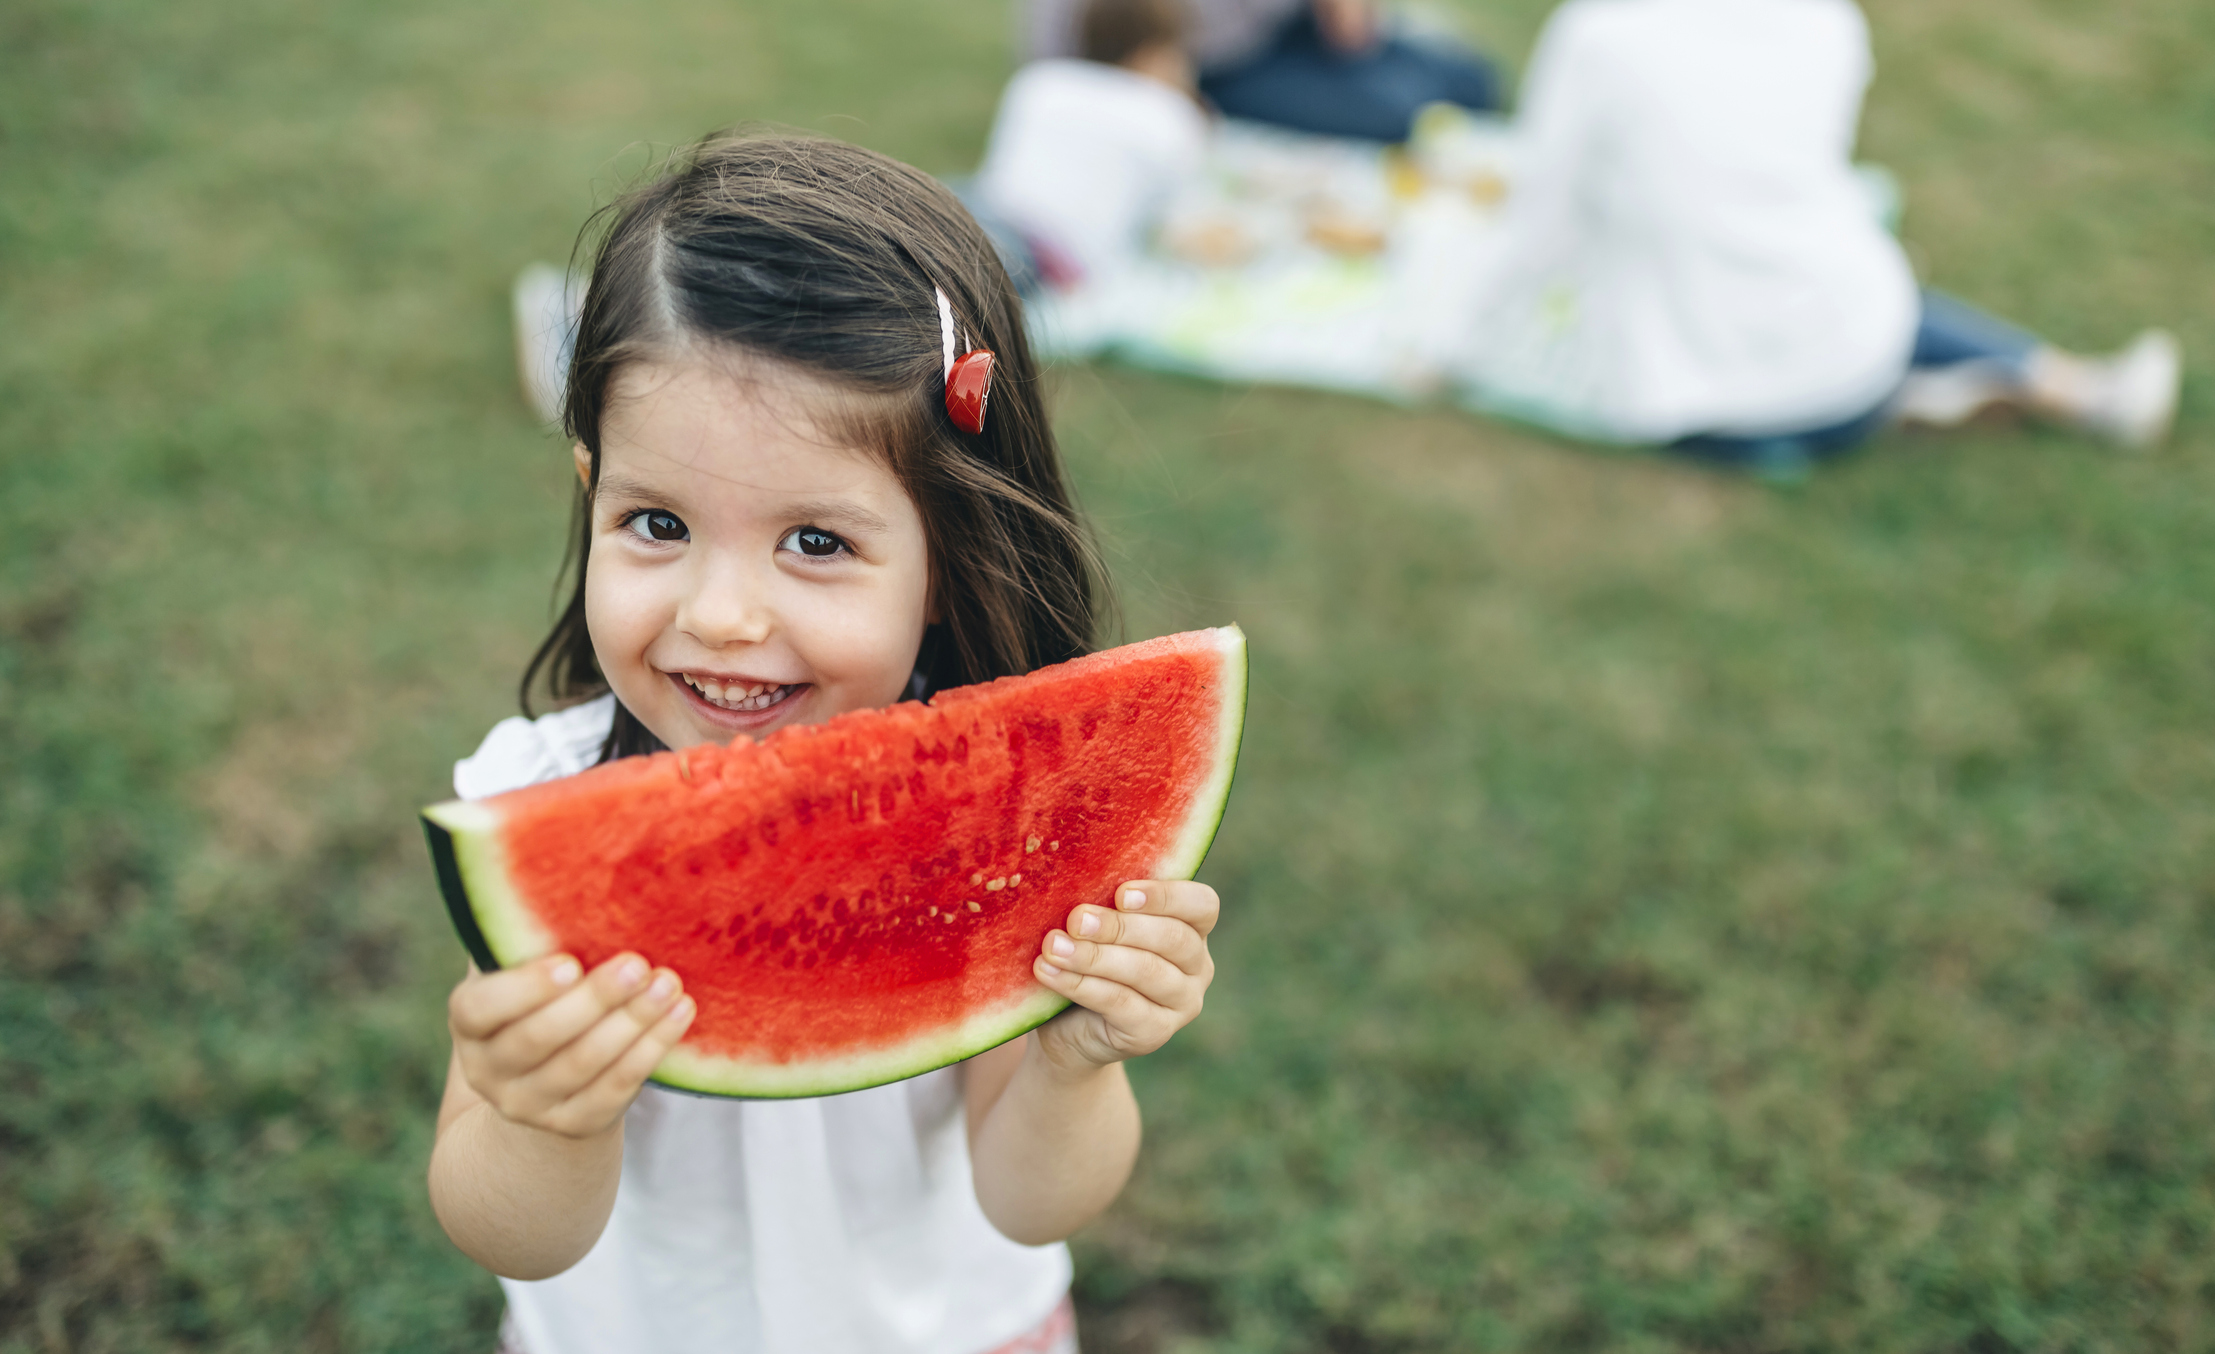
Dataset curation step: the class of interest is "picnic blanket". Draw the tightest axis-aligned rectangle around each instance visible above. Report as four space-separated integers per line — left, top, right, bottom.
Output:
1025 109 1517 404
1026 109 1902 433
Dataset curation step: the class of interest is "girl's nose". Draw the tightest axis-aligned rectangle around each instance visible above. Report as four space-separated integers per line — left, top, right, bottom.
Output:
675 555 774 647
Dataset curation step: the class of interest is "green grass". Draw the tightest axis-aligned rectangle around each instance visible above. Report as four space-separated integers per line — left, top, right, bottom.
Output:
4 0 2212 1349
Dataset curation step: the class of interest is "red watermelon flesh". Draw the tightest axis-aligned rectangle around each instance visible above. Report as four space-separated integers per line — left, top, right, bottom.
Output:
422 625 1245 1098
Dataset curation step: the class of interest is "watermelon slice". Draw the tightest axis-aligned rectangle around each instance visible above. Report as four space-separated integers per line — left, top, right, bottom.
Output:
422 625 1245 1099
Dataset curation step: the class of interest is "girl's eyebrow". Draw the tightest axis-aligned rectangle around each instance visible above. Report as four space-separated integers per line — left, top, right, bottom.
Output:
779 500 892 537
593 473 662 505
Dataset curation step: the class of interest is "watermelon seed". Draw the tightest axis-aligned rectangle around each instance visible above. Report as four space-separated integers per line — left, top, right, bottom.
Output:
943 911 956 922
1010 874 1021 887
967 901 982 912
928 906 938 917
1050 841 1060 851
971 871 984 885
1027 836 1042 853
676 750 693 783
987 878 1006 892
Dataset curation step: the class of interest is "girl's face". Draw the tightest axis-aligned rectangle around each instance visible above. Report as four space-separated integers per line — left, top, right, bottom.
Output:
582 360 932 750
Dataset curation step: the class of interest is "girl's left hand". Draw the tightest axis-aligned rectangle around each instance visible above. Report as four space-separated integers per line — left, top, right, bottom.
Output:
1032 880 1218 1072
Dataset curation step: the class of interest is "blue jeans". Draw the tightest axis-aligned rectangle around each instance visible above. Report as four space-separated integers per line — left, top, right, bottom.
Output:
1671 290 2041 472
1198 11 1504 143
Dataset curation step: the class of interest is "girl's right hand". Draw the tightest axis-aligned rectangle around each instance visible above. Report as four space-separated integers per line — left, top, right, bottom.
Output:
447 953 695 1140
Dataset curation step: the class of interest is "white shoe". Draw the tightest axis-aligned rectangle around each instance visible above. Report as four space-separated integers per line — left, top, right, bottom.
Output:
2083 328 2181 451
512 263 576 425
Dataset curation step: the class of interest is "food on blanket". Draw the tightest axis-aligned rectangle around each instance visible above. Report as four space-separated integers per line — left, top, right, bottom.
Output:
1383 149 1427 202
422 627 1248 1098
1160 213 1260 268
1304 208 1388 256
1408 103 1515 211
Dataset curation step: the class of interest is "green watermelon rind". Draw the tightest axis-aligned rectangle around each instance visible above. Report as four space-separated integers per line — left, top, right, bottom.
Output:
419 623 1247 1100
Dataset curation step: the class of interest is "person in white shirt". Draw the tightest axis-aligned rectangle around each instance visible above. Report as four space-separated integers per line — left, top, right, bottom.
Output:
1457 0 2180 470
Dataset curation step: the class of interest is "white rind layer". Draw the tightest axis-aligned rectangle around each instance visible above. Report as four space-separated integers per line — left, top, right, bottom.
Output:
653 985 1072 1099
1153 624 1247 879
422 799 555 963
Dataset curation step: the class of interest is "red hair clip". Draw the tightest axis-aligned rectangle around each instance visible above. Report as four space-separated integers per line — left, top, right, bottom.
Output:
937 286 995 434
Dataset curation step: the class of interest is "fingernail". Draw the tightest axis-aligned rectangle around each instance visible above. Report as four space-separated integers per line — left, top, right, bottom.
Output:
1074 911 1100 938
1049 934 1076 959
1121 889 1146 910
551 958 582 987
618 956 648 988
676 997 697 1023
1037 959 1064 978
649 971 678 1001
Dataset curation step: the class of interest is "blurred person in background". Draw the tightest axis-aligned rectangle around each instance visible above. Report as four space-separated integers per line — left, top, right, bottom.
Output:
977 0 1210 290
1455 0 2181 472
1025 0 1504 142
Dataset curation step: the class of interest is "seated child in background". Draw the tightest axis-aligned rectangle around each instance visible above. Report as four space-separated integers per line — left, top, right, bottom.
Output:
976 0 1209 289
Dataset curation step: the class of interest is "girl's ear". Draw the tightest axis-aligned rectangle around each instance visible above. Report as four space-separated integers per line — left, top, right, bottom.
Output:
572 444 591 489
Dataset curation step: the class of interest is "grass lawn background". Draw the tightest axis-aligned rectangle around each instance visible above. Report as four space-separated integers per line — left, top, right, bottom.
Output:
4 0 2212 1349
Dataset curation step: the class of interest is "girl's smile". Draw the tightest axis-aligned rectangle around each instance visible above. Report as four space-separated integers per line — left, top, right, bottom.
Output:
668 671 803 730
583 359 932 751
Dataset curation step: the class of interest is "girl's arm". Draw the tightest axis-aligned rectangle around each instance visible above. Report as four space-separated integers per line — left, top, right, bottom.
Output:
428 954 695 1279
964 880 1218 1245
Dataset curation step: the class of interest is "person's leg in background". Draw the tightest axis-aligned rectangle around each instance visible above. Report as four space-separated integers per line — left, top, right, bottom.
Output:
1197 9 1503 143
1673 290 2181 475
1669 402 1893 480
1895 289 2180 450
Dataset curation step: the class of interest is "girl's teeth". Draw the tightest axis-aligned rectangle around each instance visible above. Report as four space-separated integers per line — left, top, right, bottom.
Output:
687 676 786 712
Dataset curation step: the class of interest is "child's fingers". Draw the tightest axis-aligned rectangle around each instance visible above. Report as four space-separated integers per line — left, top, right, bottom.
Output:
505 969 686 1110
545 996 698 1137
447 954 586 1040
1033 964 1181 1054
1112 880 1221 938
475 953 656 1078
1040 930 1197 1012
1061 906 1211 976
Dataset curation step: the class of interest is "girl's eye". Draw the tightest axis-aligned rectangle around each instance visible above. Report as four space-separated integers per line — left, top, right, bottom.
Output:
781 527 848 559
625 511 688 543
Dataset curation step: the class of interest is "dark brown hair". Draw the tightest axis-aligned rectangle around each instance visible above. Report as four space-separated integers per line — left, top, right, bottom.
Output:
521 133 1110 760
1080 0 1187 66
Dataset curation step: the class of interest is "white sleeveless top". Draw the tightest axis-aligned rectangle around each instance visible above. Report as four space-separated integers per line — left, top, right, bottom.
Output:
454 695 1074 1354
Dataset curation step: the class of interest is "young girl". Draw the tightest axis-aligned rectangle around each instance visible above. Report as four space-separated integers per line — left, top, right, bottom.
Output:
431 134 1221 1354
